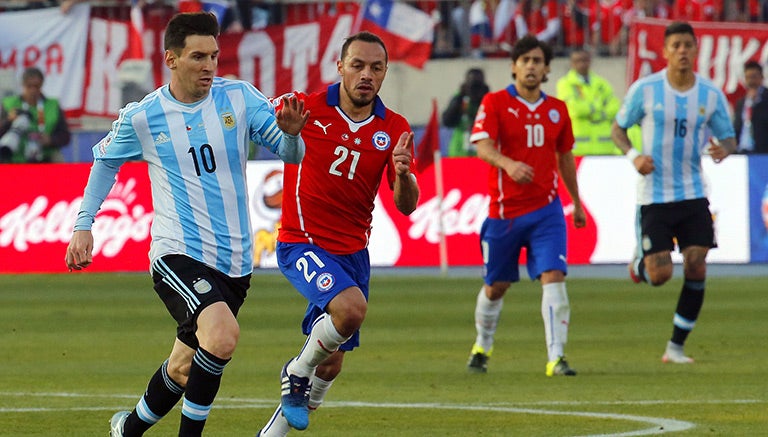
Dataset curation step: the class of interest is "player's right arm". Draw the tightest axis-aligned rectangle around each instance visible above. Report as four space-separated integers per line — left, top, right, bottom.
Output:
476 138 533 184
613 80 654 175
66 109 136 271
65 158 124 271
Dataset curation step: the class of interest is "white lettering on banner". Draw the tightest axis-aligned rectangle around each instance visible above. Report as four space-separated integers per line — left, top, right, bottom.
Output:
85 18 129 115
283 23 320 94
697 35 768 95
0 178 152 257
238 32 277 96
321 15 352 82
408 189 489 243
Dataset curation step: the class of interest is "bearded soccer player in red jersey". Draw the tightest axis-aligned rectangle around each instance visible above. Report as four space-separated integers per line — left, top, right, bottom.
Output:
256 31 419 436
465 35 586 377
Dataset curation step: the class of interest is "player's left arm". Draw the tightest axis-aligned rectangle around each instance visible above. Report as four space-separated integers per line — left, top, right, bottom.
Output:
707 91 738 163
557 150 586 228
392 131 420 215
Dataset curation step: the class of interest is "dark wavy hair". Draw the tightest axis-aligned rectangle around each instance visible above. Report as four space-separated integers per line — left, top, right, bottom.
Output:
510 35 553 82
164 12 219 53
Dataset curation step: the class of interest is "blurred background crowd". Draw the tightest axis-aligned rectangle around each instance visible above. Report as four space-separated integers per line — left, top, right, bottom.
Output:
3 0 767 59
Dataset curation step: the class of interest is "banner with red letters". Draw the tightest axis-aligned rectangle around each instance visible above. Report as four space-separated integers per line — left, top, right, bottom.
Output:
627 18 768 103
0 5 90 116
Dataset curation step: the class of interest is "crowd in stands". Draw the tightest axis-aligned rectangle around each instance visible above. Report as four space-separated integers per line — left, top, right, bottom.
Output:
3 1 767 58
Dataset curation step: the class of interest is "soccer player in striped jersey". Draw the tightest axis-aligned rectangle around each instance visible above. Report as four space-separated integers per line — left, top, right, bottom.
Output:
256 31 419 436
464 35 586 377
611 21 736 364
64 12 308 436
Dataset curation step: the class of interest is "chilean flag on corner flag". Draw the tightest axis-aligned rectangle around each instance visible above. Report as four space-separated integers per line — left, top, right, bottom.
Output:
360 0 434 69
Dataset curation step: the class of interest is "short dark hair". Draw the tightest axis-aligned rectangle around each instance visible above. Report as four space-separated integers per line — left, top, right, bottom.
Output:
164 12 219 53
510 35 553 82
664 21 696 42
744 60 763 76
21 66 44 83
341 31 388 64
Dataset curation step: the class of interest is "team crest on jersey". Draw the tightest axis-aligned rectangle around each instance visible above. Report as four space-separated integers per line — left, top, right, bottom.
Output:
548 109 560 124
316 273 335 292
699 106 706 116
372 131 391 150
221 112 235 130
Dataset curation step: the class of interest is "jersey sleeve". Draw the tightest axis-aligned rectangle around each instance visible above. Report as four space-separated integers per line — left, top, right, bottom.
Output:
243 82 283 153
469 93 497 144
615 80 645 129
709 89 736 140
556 103 576 154
92 102 143 161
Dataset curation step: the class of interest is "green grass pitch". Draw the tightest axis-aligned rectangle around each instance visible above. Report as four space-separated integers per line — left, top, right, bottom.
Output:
0 272 766 436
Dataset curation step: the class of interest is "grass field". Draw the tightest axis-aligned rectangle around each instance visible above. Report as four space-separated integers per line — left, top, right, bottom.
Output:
0 272 766 436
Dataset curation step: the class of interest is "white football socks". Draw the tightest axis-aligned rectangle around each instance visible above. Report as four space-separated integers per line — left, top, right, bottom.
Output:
541 282 570 362
474 287 503 352
289 313 348 378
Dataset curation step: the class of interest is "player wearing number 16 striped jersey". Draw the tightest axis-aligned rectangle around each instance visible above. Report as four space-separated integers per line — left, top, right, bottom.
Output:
65 12 308 437
257 31 420 436
465 35 586 377
611 21 736 364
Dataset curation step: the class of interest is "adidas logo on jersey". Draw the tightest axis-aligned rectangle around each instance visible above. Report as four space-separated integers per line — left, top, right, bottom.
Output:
154 132 171 145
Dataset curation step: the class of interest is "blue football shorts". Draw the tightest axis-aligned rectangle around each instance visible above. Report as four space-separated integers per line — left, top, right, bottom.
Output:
481 197 568 284
276 241 370 351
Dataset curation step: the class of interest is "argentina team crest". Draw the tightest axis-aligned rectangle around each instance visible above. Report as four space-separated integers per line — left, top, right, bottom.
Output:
316 273 335 292
372 131 391 150
221 112 235 130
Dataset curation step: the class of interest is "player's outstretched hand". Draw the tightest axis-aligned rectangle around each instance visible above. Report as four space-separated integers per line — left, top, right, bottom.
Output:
65 230 94 272
392 132 414 176
276 95 309 136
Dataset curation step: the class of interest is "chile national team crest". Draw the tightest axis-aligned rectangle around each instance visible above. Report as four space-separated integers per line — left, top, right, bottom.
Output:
316 273 335 292
372 131 391 150
548 109 560 124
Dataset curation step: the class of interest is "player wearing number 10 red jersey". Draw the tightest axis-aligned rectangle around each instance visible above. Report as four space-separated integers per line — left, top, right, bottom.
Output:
465 35 586 377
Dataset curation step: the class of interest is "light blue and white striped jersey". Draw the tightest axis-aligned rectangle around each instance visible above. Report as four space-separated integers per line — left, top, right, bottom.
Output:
616 69 735 205
92 77 285 277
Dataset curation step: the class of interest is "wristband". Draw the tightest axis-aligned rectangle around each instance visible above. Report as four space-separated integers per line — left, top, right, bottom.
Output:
625 148 640 162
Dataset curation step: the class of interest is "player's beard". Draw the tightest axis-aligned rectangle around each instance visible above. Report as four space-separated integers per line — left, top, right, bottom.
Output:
344 83 375 108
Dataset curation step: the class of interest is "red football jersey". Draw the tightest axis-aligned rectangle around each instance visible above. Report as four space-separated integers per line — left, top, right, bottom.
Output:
276 84 412 255
470 86 574 220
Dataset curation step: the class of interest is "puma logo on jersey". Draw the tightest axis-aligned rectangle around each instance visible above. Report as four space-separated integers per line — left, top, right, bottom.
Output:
507 107 520 118
313 120 331 135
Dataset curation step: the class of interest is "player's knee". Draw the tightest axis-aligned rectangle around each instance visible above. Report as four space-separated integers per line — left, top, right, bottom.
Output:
201 324 240 359
486 283 509 300
648 269 672 286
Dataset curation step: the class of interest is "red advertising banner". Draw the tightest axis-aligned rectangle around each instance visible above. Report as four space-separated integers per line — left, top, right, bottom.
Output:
0 157 750 273
627 18 768 103
377 157 599 267
0 163 153 273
